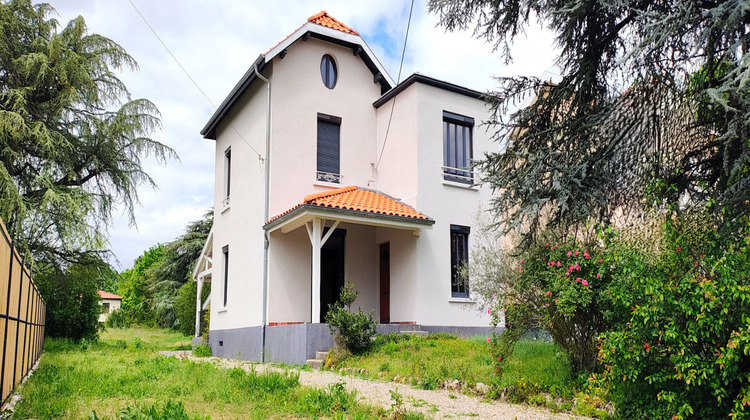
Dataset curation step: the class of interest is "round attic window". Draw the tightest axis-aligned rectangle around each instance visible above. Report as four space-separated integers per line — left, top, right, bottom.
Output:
320 54 337 89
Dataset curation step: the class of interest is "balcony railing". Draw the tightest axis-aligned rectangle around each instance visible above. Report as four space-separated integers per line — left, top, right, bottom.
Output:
316 171 342 184
441 166 475 185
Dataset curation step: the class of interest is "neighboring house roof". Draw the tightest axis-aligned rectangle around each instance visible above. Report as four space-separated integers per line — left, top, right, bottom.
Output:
98 290 122 300
265 186 434 231
200 11 393 140
373 73 485 108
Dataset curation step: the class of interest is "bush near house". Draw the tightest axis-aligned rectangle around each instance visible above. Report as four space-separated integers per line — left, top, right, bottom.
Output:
596 215 750 419
325 280 377 353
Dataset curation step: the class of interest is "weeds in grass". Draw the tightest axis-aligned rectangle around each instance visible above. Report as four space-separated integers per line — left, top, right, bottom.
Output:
13 328 419 419
192 344 212 357
90 400 207 420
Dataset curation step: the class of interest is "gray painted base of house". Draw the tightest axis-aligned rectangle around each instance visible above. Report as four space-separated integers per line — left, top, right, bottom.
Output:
208 323 503 365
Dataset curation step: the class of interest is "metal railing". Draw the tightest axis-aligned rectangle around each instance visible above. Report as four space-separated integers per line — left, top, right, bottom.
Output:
316 171 342 184
441 166 475 185
0 218 45 407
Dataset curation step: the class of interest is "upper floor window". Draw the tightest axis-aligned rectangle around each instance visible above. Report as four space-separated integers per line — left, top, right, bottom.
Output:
320 54 337 89
317 113 342 183
443 111 474 184
223 147 231 207
450 225 470 298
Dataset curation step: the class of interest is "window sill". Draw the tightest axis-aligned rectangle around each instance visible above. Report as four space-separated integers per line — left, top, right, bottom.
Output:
217 308 228 314
448 297 475 304
313 180 342 189
221 204 230 214
442 180 479 190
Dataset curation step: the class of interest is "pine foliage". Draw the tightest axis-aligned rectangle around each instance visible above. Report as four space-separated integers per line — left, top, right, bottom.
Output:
0 0 176 267
429 0 750 243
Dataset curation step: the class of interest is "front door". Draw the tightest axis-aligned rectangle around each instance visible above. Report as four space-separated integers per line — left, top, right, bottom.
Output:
379 242 390 324
320 229 346 322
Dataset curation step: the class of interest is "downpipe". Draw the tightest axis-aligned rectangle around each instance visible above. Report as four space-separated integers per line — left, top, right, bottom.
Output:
254 64 271 363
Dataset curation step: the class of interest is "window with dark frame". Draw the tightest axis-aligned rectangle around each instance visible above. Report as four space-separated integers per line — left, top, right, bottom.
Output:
320 54 337 89
102 302 110 314
222 245 229 307
317 113 342 183
443 111 474 184
224 147 231 206
450 225 470 297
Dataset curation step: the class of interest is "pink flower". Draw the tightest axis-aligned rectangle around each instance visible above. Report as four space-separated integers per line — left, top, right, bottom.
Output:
676 247 681 252
520 260 524 265
488 308 491 314
575 263 580 271
519 268 523 274
502 308 506 313
493 372 497 376
584 251 590 259
545 242 549 247
644 342 650 352
569 265 574 271
596 273 601 278
598 258 603 263
576 277 580 282
566 272 570 276
582 280 589 286
498 356 502 361
487 337 491 343
556 261 561 267
545 291 552 296
548 322 552 326
493 292 497 297
575 250 579 256
567 250 573 257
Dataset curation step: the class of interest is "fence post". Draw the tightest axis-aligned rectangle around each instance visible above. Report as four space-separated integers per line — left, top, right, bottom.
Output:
12 260 24 387
1 242 15 402
20 268 30 377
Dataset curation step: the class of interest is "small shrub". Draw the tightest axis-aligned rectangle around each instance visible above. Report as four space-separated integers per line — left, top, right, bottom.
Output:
297 382 356 416
105 309 130 329
192 344 211 358
325 280 377 353
426 332 457 340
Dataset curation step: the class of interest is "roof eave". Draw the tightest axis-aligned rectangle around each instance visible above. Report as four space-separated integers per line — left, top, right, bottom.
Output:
264 204 434 233
200 54 266 140
373 73 485 108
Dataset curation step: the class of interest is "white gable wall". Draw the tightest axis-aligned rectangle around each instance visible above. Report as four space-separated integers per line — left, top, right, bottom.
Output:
269 38 382 216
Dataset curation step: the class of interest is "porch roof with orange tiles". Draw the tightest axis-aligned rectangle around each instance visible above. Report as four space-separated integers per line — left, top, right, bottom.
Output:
264 186 434 232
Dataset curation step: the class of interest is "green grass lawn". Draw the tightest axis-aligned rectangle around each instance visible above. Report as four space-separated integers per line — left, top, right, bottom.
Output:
334 333 574 392
14 327 423 419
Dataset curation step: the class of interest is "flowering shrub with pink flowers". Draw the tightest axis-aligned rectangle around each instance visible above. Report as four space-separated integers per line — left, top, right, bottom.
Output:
488 227 632 375
596 215 750 419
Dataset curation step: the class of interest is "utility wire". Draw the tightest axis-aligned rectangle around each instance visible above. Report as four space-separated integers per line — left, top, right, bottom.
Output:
127 0 264 161
375 0 415 170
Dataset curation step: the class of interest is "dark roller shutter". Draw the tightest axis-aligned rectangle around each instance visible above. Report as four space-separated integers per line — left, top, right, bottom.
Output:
317 120 340 175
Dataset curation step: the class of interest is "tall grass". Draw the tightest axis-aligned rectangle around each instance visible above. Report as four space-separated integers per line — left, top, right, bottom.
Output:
14 328 419 419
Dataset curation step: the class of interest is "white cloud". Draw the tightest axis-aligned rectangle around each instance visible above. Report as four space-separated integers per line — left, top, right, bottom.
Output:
46 0 560 268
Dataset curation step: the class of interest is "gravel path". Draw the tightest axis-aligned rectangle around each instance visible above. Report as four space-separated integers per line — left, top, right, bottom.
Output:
159 351 588 419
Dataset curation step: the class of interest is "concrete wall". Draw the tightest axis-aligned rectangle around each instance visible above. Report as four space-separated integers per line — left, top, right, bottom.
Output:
268 227 311 323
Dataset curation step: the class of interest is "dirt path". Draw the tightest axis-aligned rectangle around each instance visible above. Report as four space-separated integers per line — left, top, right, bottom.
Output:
159 351 588 419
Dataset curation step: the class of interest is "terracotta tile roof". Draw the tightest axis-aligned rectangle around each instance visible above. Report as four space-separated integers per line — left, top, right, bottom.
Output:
98 290 122 300
264 11 358 55
307 11 359 36
267 186 431 225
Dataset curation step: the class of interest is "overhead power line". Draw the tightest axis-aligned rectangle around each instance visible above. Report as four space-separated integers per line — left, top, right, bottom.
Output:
375 0 415 170
127 0 263 161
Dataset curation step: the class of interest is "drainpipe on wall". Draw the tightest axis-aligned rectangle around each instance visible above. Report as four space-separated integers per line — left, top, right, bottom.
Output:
254 64 271 363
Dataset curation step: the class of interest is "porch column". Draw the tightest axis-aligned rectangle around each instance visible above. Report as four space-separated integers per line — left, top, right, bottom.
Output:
195 277 203 337
310 218 322 323
306 218 340 323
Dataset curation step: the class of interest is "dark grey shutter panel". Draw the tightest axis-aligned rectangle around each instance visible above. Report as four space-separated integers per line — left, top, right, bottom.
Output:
317 120 340 175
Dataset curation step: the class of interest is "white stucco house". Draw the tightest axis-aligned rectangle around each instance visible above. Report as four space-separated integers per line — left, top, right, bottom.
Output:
97 290 122 323
192 11 498 364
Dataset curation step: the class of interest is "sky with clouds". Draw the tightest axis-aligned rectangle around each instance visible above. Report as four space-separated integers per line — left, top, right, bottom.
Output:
46 0 559 269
